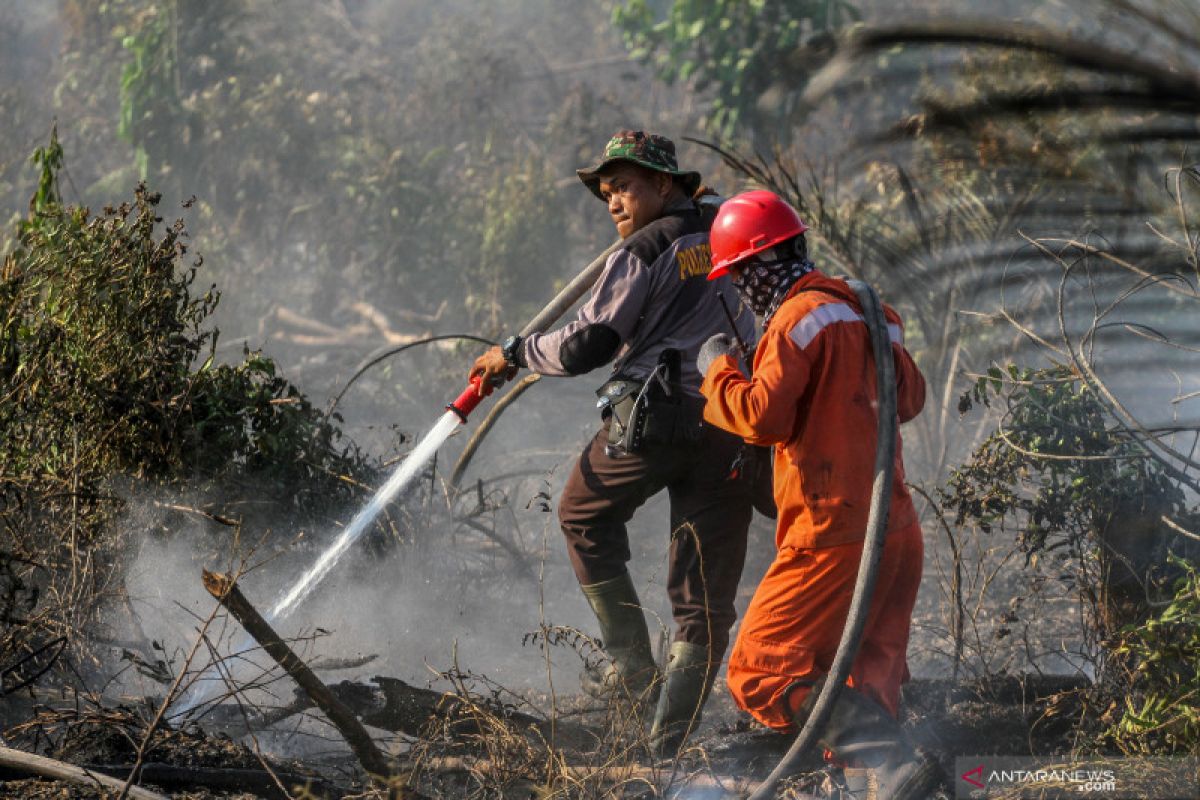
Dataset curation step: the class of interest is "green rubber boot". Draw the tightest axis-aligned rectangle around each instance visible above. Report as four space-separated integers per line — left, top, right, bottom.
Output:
578 573 659 703
648 641 717 757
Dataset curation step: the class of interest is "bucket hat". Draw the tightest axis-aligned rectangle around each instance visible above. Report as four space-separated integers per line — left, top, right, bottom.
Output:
577 129 702 200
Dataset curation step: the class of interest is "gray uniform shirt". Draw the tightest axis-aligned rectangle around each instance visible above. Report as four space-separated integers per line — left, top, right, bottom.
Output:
521 202 756 397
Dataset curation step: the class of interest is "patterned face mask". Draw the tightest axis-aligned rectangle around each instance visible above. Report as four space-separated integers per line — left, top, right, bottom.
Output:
731 257 815 324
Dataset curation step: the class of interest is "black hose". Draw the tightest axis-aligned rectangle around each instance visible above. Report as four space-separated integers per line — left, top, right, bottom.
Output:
324 334 496 420
518 239 624 338
747 279 898 800
327 238 627 424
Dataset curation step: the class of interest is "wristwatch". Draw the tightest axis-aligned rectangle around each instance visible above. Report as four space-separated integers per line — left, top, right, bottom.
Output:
500 334 524 369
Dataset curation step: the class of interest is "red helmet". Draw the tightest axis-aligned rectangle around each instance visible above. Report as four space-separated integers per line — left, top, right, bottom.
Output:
708 190 808 280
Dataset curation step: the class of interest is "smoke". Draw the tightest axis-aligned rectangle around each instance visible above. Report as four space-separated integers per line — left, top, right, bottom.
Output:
104 382 695 682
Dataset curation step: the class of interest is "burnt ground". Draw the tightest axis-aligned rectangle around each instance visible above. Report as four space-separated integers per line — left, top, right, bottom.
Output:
0 672 1091 798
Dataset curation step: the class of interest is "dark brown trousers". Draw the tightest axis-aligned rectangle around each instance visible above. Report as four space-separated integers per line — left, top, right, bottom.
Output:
559 419 754 657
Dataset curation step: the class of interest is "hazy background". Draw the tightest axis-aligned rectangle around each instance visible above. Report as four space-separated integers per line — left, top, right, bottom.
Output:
3 0 1197 739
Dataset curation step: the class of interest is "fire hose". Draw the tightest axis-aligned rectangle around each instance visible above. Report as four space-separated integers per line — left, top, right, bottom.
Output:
748 278 897 800
445 237 626 423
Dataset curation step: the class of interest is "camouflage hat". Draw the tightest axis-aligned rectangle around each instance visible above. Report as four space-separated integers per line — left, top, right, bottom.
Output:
576 129 702 200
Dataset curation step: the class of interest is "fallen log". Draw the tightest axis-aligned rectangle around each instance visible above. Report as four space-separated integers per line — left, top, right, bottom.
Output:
249 675 595 752
201 570 407 794
0 745 169 800
82 761 345 800
371 677 596 751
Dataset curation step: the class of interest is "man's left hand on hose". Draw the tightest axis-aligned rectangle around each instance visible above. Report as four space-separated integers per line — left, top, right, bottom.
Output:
469 346 517 396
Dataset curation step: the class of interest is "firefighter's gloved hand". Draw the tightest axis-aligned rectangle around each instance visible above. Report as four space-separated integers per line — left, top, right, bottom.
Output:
698 333 737 376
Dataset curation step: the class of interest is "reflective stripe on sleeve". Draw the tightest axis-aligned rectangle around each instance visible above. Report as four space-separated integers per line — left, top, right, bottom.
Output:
788 303 904 350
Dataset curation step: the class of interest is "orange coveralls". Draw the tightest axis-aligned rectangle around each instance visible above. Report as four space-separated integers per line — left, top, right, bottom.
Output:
700 270 927 731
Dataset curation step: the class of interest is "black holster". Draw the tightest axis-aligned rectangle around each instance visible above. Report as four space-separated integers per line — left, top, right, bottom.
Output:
597 349 705 457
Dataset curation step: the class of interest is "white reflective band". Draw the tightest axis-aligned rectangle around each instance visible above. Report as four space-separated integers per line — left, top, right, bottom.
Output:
788 303 904 350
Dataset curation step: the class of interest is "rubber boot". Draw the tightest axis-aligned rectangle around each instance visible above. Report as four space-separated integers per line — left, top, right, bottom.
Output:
647 641 717 757
797 681 943 800
578 572 659 702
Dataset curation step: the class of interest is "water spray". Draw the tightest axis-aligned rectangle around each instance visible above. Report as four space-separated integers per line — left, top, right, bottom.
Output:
175 239 624 718
176 390 481 716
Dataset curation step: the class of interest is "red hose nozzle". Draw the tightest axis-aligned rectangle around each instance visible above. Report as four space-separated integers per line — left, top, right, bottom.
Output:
448 375 494 422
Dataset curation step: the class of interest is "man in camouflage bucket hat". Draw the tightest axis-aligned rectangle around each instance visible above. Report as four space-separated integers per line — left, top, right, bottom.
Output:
470 129 758 756
576 129 703 201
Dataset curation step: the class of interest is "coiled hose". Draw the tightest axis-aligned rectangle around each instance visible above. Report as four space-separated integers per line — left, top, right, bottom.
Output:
747 279 898 800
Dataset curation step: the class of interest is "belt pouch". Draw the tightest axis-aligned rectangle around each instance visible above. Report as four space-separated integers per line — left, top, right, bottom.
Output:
596 379 644 455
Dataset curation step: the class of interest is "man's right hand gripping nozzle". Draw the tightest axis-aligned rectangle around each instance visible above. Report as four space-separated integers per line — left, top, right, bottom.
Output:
469 334 524 396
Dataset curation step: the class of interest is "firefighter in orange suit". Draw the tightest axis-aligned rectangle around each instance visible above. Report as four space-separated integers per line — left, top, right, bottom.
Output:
695 191 941 799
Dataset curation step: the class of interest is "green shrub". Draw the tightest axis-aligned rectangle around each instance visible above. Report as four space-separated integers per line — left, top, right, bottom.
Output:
1105 555 1200 755
0 130 373 686
943 363 1182 559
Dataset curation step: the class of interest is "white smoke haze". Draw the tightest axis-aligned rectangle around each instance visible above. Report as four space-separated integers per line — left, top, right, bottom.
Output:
2 1 1197 779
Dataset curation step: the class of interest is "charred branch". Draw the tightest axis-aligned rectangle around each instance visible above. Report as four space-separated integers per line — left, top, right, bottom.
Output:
200 569 401 789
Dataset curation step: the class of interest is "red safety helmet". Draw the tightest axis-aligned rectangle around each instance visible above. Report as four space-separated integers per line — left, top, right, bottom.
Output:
708 190 808 280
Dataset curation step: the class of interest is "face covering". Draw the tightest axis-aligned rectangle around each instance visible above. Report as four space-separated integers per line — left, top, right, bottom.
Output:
731 256 815 325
